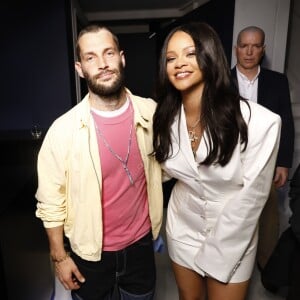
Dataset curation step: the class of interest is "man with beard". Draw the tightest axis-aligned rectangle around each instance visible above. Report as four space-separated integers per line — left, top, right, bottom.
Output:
36 24 163 300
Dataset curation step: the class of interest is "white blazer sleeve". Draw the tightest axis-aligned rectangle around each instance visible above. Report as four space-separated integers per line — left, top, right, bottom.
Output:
194 102 281 283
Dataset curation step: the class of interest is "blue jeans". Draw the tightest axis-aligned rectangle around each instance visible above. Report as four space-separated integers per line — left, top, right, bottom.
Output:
71 232 155 300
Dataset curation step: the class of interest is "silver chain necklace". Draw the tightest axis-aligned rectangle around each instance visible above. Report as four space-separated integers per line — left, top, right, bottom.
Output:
93 112 134 185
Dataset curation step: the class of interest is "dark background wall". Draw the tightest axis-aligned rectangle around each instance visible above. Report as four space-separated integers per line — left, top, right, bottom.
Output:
0 0 75 131
118 32 158 98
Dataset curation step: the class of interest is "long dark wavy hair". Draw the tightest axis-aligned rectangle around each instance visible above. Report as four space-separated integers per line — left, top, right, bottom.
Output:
153 22 249 166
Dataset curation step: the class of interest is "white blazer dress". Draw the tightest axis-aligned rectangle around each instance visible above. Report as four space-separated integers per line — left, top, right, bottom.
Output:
162 100 281 283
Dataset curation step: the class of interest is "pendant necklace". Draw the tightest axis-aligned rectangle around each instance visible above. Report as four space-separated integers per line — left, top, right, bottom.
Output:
187 118 200 158
93 113 134 185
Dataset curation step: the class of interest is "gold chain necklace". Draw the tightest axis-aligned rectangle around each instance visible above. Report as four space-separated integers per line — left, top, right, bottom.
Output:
187 118 200 157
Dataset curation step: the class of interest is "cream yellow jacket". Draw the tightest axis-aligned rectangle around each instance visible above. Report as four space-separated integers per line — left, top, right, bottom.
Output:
36 90 163 261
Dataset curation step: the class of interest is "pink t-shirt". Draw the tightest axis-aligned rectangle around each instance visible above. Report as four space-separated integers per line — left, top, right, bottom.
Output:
91 100 151 251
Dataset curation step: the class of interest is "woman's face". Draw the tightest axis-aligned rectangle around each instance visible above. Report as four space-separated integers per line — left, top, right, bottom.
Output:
166 31 204 94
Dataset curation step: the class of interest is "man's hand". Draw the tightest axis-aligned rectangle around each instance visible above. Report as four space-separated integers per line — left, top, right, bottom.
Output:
54 256 85 290
273 166 289 188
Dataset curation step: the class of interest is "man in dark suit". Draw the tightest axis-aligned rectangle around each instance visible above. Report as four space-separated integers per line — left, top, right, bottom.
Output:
231 26 295 270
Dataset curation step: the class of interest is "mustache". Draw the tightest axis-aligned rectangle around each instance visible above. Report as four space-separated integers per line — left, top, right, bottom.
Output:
95 69 117 79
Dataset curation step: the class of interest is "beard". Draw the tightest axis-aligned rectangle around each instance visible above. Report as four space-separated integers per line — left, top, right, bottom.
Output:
83 62 125 100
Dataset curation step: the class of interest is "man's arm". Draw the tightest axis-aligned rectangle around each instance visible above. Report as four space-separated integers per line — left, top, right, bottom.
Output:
276 74 294 168
46 226 85 290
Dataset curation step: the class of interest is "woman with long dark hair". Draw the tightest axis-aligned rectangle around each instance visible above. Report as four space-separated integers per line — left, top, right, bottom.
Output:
153 22 281 300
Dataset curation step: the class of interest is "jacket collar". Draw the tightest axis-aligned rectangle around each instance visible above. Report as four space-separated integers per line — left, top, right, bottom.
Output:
77 88 151 130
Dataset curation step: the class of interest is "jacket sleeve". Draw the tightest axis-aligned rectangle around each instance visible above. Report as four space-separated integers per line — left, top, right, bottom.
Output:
194 104 281 283
35 122 68 228
275 75 294 168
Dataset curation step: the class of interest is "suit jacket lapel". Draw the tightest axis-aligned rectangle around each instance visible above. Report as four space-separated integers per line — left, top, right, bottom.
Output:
257 68 266 105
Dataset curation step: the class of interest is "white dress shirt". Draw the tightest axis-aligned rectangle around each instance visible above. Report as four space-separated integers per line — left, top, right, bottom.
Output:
236 66 260 102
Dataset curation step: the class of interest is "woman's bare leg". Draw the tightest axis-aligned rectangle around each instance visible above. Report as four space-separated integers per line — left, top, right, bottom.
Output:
171 261 206 300
206 277 250 300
